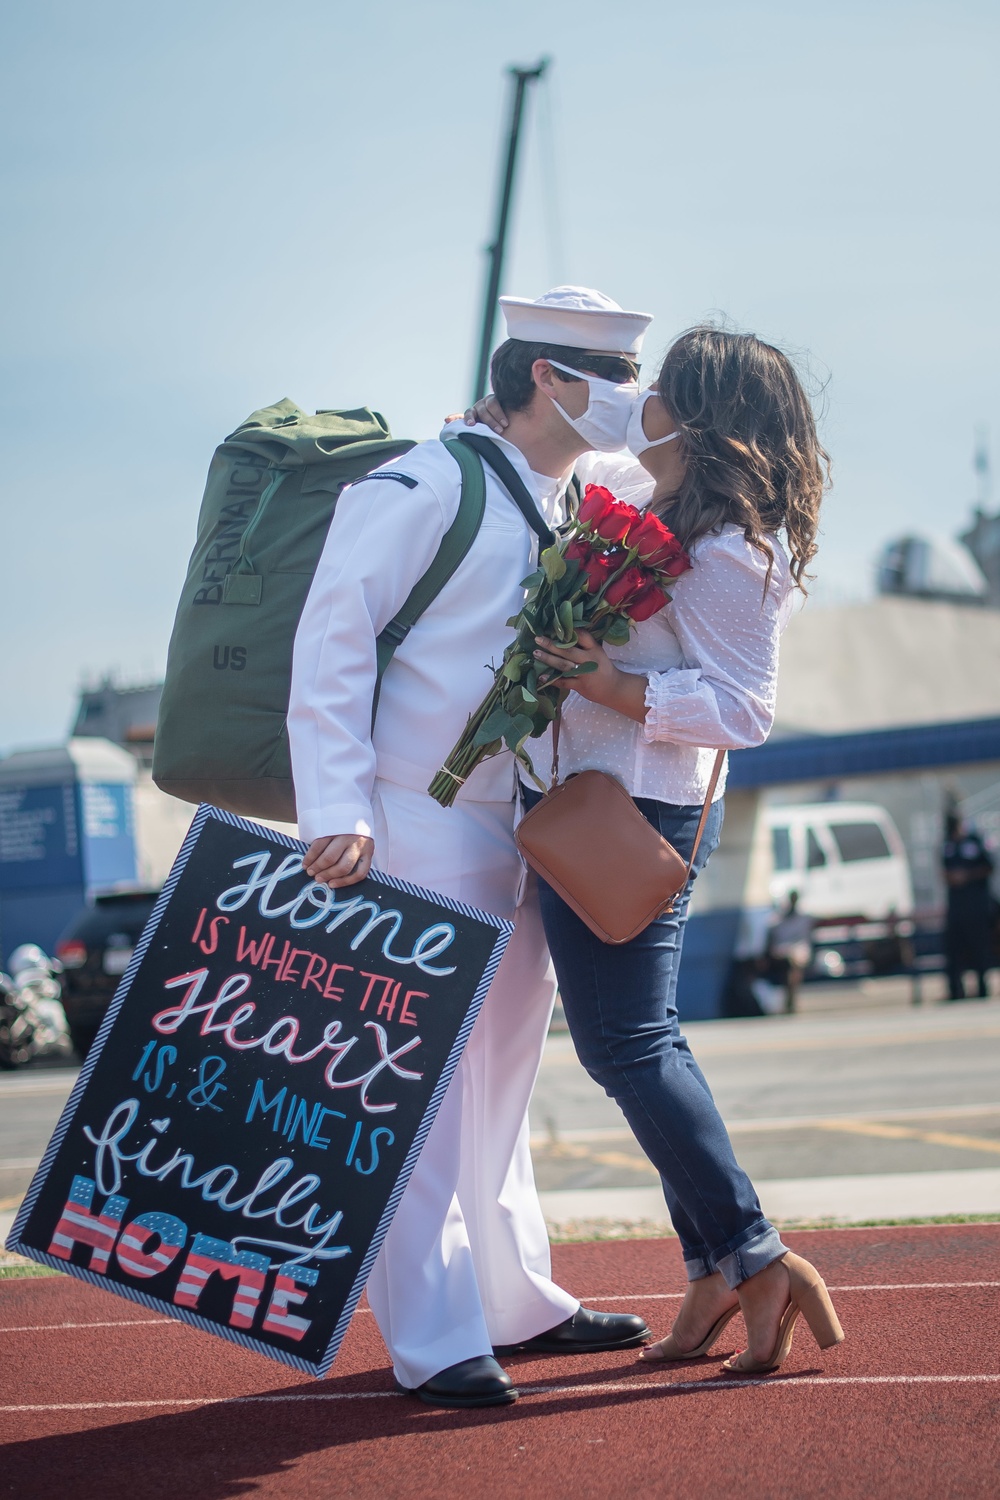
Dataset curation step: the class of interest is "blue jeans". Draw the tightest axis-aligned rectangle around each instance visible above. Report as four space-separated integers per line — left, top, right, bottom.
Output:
523 787 787 1288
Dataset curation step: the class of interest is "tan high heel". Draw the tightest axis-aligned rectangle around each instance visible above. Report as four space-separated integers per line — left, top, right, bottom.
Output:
721 1251 845 1374
640 1305 740 1362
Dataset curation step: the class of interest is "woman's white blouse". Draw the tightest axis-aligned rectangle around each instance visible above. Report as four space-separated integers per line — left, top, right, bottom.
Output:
533 452 795 807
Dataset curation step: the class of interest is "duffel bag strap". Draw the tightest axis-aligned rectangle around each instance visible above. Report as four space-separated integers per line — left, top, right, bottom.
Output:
456 432 556 549
371 437 486 727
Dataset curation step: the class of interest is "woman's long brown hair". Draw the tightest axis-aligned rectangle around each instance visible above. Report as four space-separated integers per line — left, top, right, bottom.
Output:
654 326 829 591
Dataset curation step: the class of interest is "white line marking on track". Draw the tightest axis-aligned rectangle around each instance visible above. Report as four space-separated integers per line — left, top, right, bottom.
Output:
0 1319 174 1335
4 1374 1000 1414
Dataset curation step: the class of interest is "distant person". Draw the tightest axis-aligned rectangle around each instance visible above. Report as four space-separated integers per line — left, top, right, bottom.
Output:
766 891 814 1013
942 813 995 1001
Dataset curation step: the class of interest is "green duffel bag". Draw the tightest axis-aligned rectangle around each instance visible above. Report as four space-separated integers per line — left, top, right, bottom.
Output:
153 399 485 823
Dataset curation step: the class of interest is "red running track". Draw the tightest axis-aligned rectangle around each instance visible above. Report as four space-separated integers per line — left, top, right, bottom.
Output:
1 1225 999 1499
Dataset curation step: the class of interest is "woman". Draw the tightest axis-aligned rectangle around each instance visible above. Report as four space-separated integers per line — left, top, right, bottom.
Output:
472 325 842 1373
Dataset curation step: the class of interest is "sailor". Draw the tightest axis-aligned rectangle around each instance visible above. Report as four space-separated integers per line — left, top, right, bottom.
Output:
288 286 653 1408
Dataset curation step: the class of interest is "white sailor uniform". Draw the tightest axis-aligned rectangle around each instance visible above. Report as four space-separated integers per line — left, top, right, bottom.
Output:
287 426 579 1388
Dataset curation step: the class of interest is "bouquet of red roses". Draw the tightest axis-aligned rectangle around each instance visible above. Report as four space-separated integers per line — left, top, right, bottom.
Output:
428 484 691 806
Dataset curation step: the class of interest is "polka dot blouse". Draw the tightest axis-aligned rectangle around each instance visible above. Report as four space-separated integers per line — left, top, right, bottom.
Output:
527 452 795 807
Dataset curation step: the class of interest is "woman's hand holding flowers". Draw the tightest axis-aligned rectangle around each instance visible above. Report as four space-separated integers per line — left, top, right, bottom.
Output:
532 629 648 722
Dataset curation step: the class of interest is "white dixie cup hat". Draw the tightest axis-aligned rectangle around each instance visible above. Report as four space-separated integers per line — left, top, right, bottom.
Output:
498 285 652 357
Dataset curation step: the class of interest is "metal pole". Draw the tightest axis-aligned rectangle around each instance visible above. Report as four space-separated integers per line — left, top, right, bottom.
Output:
472 58 549 404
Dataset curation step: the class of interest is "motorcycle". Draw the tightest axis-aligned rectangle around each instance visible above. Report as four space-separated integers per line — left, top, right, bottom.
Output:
0 945 74 1068
0 969 37 1069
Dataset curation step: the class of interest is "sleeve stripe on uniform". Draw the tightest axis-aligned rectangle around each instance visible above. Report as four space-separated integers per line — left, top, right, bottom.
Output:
349 472 418 489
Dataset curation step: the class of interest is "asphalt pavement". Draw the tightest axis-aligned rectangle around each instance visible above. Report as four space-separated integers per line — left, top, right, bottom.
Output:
2 978 998 1251
529 977 1000 1230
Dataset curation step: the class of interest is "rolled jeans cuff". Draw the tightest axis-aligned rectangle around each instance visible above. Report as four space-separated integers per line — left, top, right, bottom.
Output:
683 1249 714 1282
684 1220 788 1288
712 1220 789 1290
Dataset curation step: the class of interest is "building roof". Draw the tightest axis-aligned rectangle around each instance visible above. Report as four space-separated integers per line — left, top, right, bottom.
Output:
774 597 1000 736
729 716 1000 788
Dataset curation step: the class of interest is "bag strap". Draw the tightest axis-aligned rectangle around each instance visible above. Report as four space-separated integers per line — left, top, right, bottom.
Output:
550 717 725 876
371 436 486 727
222 469 290 605
685 749 727 877
457 433 556 550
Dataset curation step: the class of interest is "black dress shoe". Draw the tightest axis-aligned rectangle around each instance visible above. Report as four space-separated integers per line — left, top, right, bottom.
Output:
395 1355 517 1409
494 1306 650 1356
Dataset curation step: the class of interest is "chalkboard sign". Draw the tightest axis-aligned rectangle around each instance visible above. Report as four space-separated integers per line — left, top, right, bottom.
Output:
7 805 512 1377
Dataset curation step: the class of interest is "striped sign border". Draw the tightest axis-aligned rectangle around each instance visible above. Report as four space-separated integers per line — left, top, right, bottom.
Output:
6 803 513 1377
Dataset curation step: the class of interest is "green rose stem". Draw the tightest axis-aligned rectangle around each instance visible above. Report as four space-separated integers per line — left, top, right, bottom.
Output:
427 680 507 808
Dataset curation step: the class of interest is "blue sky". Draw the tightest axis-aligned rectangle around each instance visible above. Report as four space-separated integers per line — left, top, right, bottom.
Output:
2 0 998 751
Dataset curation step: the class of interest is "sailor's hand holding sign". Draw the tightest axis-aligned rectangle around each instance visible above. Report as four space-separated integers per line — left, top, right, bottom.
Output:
303 834 375 888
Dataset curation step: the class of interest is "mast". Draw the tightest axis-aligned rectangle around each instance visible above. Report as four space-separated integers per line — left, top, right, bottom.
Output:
471 58 549 404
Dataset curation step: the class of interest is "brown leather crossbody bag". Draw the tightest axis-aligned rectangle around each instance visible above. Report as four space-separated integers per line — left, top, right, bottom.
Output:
515 723 725 945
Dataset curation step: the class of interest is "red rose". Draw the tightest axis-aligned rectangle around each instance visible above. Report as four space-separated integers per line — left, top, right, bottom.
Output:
627 580 670 621
594 501 642 545
565 535 612 593
577 484 643 545
626 511 668 554
577 484 617 529
602 565 647 610
662 552 692 578
581 551 614 593
627 512 683 566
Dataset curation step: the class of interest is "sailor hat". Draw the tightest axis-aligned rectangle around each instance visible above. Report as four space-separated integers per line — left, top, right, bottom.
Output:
499 285 652 357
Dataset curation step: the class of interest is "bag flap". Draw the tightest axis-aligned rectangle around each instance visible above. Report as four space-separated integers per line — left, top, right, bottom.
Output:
516 771 690 943
222 400 414 472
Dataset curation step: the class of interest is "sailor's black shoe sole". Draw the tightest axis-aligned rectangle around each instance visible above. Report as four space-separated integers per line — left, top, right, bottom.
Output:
394 1378 518 1409
494 1306 650 1357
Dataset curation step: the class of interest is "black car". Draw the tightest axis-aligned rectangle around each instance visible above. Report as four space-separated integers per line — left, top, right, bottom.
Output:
56 889 160 1056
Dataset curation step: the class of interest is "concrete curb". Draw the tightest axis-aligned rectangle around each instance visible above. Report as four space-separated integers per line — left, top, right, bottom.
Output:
540 1168 1000 1229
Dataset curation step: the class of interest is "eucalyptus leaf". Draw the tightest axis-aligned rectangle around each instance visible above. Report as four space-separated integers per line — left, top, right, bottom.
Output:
471 729 504 750
503 713 534 752
473 708 513 747
541 546 567 584
602 616 632 646
556 600 577 642
520 569 545 590
554 564 583 602
514 744 547 791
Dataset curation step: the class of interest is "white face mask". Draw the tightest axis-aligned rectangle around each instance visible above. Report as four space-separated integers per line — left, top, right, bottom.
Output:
546 358 639 452
626 387 681 457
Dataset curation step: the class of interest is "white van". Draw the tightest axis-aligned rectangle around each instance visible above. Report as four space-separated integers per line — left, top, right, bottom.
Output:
765 802 914 921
